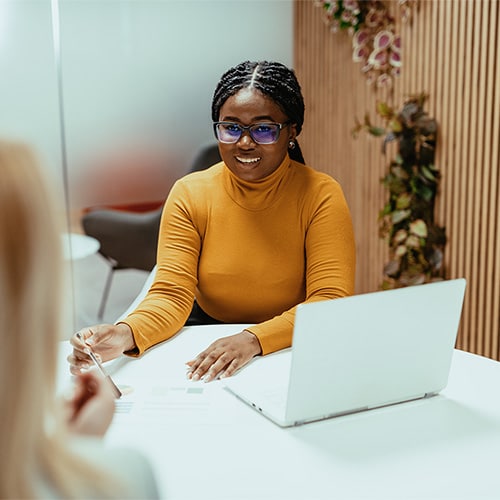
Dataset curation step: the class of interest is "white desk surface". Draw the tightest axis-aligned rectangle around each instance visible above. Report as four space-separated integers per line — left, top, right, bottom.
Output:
58 325 500 500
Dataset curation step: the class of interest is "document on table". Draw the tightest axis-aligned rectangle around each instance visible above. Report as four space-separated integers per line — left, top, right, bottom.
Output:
112 381 236 426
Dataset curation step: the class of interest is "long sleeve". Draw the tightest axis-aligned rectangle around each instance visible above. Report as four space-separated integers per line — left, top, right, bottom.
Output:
121 180 201 354
121 158 355 356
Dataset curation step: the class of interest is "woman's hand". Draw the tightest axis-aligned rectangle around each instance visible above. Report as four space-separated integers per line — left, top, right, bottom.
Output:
68 323 136 375
65 371 115 437
186 330 262 382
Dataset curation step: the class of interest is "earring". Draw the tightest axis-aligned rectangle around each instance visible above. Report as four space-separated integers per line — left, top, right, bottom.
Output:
288 140 296 150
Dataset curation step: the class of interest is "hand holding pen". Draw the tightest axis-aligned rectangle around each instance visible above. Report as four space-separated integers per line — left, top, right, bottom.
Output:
74 330 122 399
68 323 136 379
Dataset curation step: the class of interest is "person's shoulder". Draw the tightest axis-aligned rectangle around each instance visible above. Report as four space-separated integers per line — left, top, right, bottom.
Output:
291 161 342 189
179 161 224 185
168 162 224 200
72 438 160 499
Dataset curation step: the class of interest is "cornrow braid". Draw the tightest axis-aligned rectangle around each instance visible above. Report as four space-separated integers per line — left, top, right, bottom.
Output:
211 61 306 164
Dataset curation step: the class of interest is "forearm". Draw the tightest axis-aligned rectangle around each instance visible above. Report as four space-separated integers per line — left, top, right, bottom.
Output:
121 294 193 355
245 310 295 355
247 264 355 356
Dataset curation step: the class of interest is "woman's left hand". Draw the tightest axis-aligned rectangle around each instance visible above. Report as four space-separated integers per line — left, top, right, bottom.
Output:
186 330 262 382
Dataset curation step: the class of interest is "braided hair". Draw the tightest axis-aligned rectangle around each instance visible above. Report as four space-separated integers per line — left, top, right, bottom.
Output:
211 61 306 164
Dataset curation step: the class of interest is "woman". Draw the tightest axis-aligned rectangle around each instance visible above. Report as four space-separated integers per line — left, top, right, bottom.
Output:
69 60 356 383
0 140 158 499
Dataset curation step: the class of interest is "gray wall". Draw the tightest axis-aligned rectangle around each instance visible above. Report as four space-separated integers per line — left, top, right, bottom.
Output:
0 0 293 330
59 0 294 214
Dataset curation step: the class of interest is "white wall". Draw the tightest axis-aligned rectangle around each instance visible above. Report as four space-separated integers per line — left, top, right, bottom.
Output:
0 0 64 195
59 0 294 213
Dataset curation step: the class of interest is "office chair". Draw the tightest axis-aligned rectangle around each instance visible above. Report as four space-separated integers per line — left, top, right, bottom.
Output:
82 142 221 320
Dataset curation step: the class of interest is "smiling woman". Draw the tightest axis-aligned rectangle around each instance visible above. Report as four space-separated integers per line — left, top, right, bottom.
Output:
68 60 356 385
214 86 294 181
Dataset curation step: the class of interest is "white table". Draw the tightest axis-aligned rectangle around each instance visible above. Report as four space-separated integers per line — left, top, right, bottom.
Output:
58 325 500 500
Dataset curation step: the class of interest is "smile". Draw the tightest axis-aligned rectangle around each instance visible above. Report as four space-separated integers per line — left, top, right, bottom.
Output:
236 156 261 164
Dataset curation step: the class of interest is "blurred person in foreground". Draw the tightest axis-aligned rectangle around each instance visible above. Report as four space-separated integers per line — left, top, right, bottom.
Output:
0 139 159 499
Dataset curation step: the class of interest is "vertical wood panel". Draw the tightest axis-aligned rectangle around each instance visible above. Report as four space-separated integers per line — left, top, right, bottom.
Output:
488 0 500 358
294 0 500 360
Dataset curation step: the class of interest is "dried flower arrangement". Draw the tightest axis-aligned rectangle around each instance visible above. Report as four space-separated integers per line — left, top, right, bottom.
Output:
315 0 416 89
353 94 446 289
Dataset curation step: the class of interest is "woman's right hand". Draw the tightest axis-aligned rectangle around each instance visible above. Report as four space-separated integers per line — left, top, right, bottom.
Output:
68 323 136 375
65 371 116 437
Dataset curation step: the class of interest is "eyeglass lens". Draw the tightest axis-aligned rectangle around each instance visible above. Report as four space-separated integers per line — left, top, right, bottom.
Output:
214 122 282 144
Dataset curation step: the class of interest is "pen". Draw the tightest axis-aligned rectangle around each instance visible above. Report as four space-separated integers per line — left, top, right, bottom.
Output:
76 332 122 399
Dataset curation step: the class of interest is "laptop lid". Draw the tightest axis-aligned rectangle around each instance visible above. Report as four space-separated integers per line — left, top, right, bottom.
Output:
284 278 466 425
225 279 466 427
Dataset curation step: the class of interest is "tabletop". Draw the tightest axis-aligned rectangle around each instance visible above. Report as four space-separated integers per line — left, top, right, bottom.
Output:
58 324 500 500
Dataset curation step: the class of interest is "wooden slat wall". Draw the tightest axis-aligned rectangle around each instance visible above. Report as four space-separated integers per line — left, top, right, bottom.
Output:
294 0 500 360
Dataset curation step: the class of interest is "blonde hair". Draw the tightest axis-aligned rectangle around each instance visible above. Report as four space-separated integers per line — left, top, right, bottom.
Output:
0 140 121 499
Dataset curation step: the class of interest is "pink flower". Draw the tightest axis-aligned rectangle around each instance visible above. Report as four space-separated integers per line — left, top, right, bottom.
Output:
389 51 402 67
361 63 373 73
391 67 401 78
377 73 393 88
373 30 394 51
343 0 360 15
352 28 370 47
341 10 353 23
368 48 389 69
352 45 369 63
365 8 383 28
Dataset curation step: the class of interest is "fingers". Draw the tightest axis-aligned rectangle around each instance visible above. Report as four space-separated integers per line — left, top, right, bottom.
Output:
67 371 116 437
187 348 231 382
67 323 128 375
67 352 90 375
69 372 99 422
186 331 261 383
67 324 115 375
69 326 95 350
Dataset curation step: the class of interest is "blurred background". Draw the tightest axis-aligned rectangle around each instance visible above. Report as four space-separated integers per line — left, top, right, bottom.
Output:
0 0 293 334
1 1 498 361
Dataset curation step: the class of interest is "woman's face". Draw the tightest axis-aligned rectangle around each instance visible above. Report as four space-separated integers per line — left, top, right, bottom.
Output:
217 87 296 182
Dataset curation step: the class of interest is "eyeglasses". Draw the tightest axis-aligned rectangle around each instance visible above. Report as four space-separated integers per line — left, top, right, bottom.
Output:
213 121 290 145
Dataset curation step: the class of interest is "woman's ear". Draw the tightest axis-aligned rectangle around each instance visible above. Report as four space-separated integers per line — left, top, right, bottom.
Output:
288 123 298 141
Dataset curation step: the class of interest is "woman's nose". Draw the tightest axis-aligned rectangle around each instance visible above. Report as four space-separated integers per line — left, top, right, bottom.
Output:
237 130 255 147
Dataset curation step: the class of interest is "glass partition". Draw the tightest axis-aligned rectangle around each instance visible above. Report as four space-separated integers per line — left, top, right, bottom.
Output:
1 0 294 334
0 0 74 335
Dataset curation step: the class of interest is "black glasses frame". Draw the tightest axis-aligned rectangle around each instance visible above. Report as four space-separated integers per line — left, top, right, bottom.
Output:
213 121 291 145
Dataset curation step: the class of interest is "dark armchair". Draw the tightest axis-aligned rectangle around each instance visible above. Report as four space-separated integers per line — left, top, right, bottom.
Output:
82 142 221 320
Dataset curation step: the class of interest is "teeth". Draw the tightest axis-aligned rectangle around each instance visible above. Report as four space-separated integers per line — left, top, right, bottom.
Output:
236 156 261 164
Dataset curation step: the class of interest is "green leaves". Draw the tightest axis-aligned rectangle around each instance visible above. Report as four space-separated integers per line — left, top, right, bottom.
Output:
396 192 412 210
354 94 447 289
391 209 411 224
409 219 428 238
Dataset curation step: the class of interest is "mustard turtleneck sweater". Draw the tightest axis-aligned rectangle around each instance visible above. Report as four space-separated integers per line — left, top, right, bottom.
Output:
122 156 356 356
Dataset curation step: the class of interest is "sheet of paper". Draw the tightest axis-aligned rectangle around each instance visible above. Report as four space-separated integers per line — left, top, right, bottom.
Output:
111 381 236 426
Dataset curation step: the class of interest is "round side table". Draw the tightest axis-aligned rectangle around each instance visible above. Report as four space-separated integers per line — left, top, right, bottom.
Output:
61 232 100 260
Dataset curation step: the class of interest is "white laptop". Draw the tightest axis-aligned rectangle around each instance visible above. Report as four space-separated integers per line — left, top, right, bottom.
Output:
224 278 467 427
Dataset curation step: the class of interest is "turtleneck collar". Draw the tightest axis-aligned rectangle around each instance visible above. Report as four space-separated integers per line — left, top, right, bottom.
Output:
222 155 292 211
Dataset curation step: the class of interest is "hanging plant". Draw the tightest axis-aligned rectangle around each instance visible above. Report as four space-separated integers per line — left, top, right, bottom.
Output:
352 93 446 289
315 0 417 89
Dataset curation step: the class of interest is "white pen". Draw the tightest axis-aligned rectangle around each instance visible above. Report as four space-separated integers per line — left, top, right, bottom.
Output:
76 332 122 399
